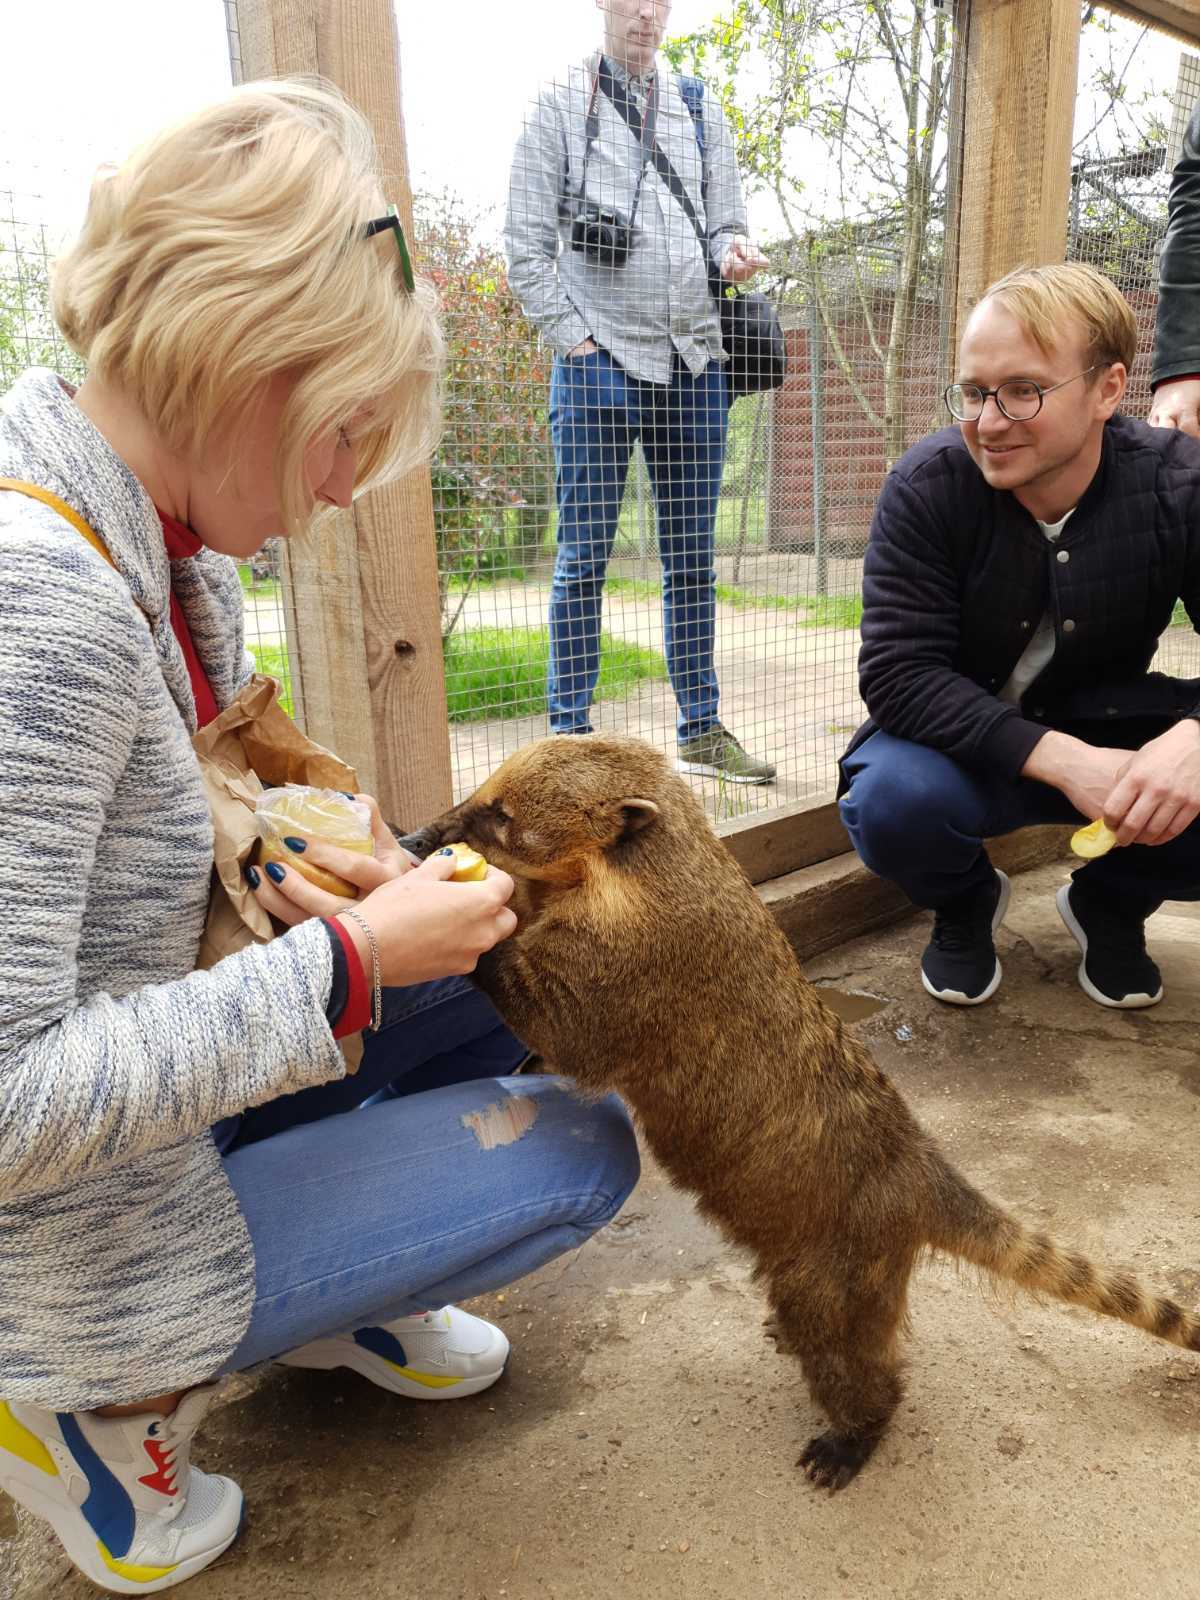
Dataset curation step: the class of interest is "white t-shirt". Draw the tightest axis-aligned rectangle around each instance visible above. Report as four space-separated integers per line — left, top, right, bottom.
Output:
997 509 1075 706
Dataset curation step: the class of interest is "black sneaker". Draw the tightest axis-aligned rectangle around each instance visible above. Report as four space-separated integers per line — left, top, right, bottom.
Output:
1055 880 1163 1009
920 869 1011 1005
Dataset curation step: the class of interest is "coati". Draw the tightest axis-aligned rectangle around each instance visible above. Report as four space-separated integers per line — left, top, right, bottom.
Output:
404 734 1199 1491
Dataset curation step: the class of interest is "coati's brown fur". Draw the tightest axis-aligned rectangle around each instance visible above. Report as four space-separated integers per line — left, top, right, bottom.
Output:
409 735 1200 1490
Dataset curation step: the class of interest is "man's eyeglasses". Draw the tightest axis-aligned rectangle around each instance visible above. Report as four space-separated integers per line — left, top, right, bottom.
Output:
944 364 1103 423
362 203 414 294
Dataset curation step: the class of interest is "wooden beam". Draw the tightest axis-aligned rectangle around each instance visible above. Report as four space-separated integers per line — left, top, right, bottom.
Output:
953 0 1082 344
718 795 850 886
234 0 452 830
1104 0 1200 45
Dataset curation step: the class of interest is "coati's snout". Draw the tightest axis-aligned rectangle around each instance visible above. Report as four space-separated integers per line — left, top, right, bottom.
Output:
401 736 665 881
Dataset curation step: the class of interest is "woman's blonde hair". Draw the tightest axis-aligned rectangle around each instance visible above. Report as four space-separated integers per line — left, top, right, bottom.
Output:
53 78 443 534
979 262 1137 375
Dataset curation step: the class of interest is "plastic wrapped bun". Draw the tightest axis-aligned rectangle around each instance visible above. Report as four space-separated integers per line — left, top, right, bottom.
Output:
256 785 374 896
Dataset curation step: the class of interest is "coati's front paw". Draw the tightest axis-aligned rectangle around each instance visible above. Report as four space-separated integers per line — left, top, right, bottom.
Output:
798 1429 879 1491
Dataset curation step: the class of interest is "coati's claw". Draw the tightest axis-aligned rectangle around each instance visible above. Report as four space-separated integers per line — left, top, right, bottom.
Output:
798 1431 877 1491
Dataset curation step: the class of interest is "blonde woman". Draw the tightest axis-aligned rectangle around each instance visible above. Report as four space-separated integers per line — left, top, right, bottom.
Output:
0 81 638 1593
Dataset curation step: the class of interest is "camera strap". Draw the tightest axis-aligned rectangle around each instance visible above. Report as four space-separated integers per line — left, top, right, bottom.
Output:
581 54 659 232
597 59 711 271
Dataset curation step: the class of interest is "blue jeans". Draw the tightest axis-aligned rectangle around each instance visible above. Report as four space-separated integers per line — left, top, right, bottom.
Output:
839 730 1200 913
216 978 640 1372
548 348 730 741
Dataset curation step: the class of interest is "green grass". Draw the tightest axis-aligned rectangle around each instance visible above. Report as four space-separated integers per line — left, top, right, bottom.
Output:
239 566 281 605
447 562 526 590
443 625 666 722
607 576 862 629
1171 599 1191 627
249 644 294 716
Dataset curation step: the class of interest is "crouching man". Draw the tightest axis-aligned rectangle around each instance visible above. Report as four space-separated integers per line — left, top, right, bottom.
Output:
839 263 1200 1010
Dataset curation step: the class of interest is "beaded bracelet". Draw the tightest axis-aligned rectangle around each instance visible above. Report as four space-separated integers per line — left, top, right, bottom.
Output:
338 907 382 1032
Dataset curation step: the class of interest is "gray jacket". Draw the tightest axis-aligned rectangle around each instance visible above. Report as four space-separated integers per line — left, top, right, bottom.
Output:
504 53 747 384
0 370 346 1408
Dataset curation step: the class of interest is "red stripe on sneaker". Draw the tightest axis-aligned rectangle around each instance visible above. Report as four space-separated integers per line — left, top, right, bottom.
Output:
137 1438 177 1497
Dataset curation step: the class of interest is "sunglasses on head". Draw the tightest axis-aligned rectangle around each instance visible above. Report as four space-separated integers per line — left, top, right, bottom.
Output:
362 203 414 294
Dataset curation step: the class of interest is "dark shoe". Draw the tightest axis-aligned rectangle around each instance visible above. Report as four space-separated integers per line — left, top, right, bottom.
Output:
920 869 1011 1005
676 724 776 784
1055 880 1163 1009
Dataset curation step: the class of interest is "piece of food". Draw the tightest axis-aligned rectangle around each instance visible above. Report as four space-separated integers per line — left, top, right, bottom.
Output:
445 841 488 882
1070 818 1119 859
256 786 374 896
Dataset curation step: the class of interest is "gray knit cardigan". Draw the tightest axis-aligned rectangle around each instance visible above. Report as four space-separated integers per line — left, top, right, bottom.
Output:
0 370 347 1409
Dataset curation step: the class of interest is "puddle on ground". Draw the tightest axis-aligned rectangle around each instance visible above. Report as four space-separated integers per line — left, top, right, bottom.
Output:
813 986 889 1024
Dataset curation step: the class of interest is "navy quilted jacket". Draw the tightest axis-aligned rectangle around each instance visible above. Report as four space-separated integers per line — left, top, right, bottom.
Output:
844 415 1200 783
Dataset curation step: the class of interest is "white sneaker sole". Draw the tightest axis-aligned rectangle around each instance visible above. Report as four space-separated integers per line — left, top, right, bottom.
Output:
0 1461 242 1595
675 758 774 786
1055 884 1163 1009
921 870 1012 1006
278 1338 509 1400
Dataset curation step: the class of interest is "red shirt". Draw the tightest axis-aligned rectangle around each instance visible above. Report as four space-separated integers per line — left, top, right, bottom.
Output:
158 511 220 729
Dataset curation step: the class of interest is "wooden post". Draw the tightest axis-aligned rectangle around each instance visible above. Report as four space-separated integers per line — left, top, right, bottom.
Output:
951 0 1082 351
234 0 452 828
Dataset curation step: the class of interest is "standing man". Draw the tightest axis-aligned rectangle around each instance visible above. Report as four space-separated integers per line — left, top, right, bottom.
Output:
1150 96 1200 437
505 0 776 783
838 263 1200 1010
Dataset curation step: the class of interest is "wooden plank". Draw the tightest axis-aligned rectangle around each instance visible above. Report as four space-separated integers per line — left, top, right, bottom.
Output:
718 795 850 885
953 0 1082 341
758 825 1071 962
1104 0 1200 45
235 0 451 829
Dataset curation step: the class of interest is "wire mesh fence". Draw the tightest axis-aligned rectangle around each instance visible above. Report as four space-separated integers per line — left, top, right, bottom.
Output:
437 0 956 815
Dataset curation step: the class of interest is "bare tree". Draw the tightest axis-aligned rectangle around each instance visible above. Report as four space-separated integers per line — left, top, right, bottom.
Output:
666 0 951 467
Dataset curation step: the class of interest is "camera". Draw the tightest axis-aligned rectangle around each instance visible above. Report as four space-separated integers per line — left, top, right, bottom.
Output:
570 205 633 268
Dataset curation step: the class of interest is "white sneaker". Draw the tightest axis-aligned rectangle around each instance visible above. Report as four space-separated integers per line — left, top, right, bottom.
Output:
0 1385 242 1594
278 1305 509 1400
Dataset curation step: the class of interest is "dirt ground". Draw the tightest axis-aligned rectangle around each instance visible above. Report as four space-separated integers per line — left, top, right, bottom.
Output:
4 858 1199 1600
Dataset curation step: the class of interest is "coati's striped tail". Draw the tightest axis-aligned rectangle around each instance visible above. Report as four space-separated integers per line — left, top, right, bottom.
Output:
929 1162 1200 1352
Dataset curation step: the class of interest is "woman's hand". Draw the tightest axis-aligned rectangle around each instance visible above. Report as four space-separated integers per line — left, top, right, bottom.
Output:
246 795 519 985
247 792 414 926
337 852 519 988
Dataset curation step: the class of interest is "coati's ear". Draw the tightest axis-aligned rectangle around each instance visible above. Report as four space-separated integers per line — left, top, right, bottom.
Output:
613 798 659 843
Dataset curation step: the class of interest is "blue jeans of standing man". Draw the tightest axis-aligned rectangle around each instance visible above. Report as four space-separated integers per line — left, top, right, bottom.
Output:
840 730 1200 913
215 976 640 1372
548 348 730 741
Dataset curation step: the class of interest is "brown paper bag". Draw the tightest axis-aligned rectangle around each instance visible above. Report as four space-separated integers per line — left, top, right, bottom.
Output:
192 674 364 1070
